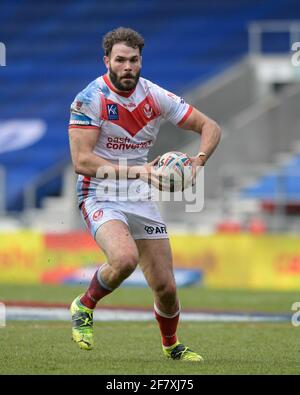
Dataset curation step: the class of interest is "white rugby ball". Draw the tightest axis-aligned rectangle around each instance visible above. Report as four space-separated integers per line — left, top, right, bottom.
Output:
155 151 193 192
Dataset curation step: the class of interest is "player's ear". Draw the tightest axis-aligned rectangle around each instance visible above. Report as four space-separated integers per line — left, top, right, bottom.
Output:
103 55 109 69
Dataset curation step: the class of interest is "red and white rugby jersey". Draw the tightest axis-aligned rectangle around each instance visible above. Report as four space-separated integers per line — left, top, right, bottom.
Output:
69 74 193 202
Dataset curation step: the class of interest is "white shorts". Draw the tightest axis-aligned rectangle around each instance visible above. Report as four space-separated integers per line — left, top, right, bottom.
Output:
80 197 168 240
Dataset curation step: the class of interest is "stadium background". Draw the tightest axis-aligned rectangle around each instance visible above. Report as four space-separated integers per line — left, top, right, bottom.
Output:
0 0 300 375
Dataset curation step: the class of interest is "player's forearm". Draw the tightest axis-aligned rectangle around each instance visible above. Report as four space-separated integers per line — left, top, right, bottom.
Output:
197 119 221 161
73 152 148 179
73 152 113 177
181 108 221 162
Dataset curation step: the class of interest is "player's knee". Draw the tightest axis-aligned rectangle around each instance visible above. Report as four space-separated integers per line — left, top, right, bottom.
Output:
155 281 177 301
163 283 177 302
112 253 139 279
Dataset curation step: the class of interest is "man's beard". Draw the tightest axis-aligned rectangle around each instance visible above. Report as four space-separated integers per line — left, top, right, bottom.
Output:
109 66 140 91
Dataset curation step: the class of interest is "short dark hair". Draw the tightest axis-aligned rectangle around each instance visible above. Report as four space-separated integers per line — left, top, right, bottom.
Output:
102 27 144 56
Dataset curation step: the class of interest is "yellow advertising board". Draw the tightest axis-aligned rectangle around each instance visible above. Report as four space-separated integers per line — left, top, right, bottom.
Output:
0 231 103 284
0 231 43 283
0 231 299 289
170 234 300 289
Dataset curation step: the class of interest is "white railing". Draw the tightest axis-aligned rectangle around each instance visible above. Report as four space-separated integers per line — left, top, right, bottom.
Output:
248 20 300 55
23 159 70 210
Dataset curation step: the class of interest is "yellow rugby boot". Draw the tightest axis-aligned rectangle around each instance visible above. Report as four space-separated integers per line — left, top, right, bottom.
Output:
163 340 204 362
70 295 94 350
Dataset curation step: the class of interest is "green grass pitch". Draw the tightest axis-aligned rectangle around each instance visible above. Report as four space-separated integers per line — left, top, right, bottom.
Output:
0 284 299 374
0 321 299 375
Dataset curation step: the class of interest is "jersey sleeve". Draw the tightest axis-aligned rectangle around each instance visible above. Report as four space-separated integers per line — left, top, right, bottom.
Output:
151 84 193 126
69 80 102 129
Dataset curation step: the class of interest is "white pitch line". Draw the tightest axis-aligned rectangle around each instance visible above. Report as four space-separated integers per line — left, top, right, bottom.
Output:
5 306 290 322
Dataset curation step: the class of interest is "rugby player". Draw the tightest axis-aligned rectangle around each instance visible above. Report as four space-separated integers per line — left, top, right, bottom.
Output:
68 27 221 361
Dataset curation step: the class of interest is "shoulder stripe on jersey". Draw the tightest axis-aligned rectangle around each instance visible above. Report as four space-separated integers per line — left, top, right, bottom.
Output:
68 125 100 130
177 105 193 127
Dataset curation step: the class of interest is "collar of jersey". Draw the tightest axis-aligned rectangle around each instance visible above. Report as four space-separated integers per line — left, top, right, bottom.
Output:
103 74 136 98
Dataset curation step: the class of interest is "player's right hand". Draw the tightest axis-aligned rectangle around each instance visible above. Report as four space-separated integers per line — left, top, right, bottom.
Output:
145 155 160 172
145 156 173 190
128 156 160 185
140 156 161 187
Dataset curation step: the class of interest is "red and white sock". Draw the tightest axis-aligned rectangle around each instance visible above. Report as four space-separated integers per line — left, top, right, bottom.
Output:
154 303 180 347
80 264 113 309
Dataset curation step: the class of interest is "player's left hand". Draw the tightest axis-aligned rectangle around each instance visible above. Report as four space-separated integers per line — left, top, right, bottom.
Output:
187 154 205 185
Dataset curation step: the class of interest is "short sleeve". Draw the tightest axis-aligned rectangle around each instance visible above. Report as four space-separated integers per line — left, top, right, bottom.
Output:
69 80 102 129
151 84 193 126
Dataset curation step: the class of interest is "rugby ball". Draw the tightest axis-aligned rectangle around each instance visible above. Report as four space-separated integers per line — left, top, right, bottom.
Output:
155 151 193 192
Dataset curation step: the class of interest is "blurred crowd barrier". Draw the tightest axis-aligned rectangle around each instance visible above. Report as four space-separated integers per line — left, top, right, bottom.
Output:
0 231 300 290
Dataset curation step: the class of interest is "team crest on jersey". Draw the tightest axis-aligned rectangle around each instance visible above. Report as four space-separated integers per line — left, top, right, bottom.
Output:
93 209 103 221
143 103 153 118
106 104 119 120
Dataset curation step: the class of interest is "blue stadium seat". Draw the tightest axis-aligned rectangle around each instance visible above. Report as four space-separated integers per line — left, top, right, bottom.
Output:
1 0 300 210
242 155 300 202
